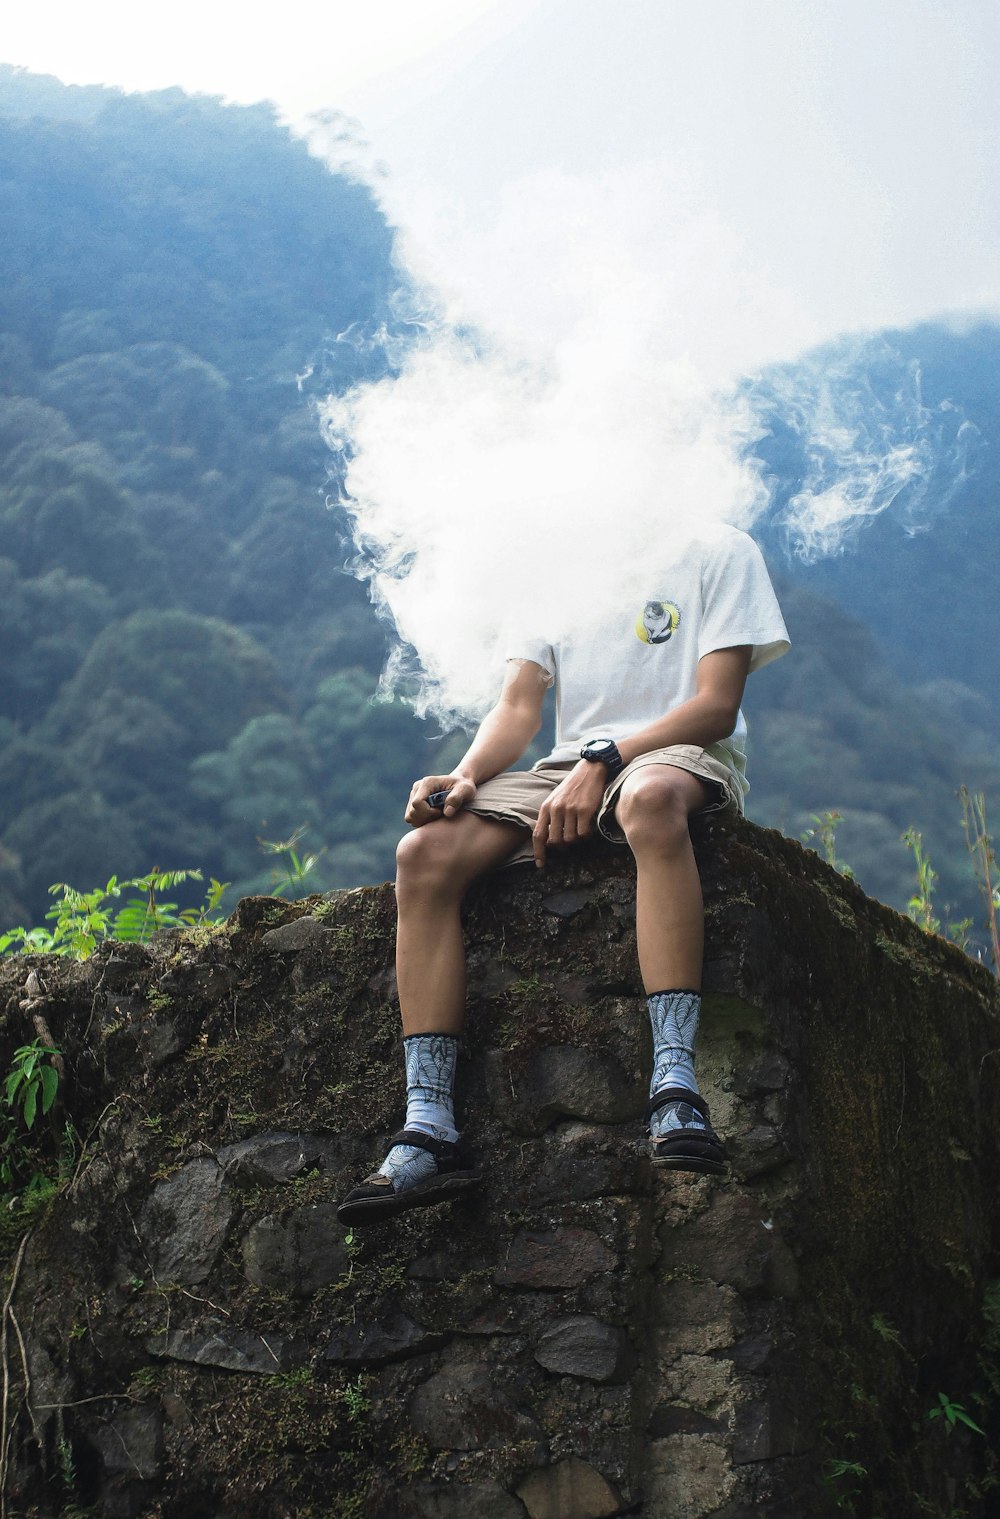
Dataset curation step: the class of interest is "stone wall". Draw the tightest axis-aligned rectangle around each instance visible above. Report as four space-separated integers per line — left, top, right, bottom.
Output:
0 814 998 1518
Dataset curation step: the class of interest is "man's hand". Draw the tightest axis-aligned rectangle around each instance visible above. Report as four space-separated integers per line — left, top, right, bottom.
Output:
532 760 607 869
401 660 547 831
405 774 477 827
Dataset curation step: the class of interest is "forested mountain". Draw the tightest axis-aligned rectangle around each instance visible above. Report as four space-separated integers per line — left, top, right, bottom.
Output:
0 67 449 924
747 322 1000 930
0 65 996 951
753 321 1000 716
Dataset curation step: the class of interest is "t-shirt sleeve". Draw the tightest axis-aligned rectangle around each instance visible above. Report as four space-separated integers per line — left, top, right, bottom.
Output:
698 530 790 673
505 638 556 684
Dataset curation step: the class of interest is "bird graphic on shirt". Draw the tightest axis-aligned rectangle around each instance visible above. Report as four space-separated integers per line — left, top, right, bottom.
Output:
636 600 681 645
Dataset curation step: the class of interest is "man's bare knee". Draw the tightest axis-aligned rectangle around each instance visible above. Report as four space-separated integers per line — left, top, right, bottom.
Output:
395 814 515 905
395 825 462 898
617 771 701 852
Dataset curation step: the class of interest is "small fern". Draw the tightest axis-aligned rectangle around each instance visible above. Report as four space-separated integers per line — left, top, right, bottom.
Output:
0 869 229 960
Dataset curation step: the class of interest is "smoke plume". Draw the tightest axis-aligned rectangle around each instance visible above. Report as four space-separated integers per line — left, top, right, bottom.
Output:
317 163 975 729
751 335 981 561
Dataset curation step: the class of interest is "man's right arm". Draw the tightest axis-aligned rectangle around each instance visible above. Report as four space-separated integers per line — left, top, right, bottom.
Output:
404 659 550 826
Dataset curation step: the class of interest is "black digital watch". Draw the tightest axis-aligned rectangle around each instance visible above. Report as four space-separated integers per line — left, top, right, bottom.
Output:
580 737 624 780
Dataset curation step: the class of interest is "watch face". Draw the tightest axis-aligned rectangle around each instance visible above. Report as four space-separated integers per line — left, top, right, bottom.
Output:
584 739 615 758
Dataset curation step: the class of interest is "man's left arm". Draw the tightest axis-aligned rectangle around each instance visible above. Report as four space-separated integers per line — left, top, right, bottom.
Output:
616 645 752 765
531 646 752 866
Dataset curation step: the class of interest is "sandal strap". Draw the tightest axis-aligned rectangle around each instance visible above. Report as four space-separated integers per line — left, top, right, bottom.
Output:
646 1086 711 1125
390 1128 460 1160
651 1128 724 1157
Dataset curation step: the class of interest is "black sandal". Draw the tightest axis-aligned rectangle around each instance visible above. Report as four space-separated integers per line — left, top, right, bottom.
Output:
336 1128 482 1226
647 1087 727 1175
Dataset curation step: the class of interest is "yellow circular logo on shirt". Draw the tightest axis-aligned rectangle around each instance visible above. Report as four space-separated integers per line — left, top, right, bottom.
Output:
636 600 681 644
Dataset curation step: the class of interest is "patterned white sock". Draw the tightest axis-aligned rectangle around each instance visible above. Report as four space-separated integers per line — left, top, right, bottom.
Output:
647 989 707 1136
378 1033 460 1192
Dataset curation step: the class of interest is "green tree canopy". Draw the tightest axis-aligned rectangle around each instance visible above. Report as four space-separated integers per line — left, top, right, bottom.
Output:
43 610 287 758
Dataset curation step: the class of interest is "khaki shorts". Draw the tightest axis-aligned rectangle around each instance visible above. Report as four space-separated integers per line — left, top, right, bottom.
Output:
465 744 740 868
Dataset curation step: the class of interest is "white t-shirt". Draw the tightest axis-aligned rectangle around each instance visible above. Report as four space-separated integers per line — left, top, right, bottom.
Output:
507 524 790 806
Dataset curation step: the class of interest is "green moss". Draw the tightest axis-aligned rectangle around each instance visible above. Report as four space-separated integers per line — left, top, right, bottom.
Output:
130 1364 166 1393
178 921 233 951
391 1429 433 1477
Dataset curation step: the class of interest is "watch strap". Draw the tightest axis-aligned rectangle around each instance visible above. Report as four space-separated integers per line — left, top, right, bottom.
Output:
580 739 624 779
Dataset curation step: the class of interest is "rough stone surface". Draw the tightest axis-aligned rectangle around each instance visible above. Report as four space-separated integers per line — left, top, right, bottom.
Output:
533 1315 635 1383
731 1398 801 1465
102 993 184 1069
516 1456 622 1519
409 1362 541 1450
495 1227 618 1289
324 1310 449 1366
647 1404 721 1439
657 1188 774 1293
485 1045 644 1132
523 1143 646 1205
139 1158 233 1285
727 1122 791 1179
661 1352 735 1408
1 817 998 1518
217 1129 338 1185
643 1435 733 1519
654 1280 742 1360
241 1200 349 1294
259 914 334 952
732 1051 791 1096
541 888 593 918
149 1319 300 1374
93 1406 164 1479
390 1480 528 1518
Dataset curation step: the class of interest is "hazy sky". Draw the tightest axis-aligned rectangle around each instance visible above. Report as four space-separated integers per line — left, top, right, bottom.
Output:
5 0 999 362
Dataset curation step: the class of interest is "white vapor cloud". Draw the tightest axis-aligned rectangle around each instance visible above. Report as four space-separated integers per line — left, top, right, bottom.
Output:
318 166 788 726
310 0 997 726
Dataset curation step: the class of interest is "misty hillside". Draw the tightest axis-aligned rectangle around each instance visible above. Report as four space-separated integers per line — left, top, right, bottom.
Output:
752 321 1000 720
745 321 1000 928
0 65 996 947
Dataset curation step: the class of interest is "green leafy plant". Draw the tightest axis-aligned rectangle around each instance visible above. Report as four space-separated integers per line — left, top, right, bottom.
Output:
111 869 229 941
0 1110 23 1195
902 828 940 934
0 1114 79 1220
57 1436 76 1493
0 869 229 960
821 1457 868 1513
961 787 1000 975
258 827 324 897
944 915 975 954
870 1312 904 1350
0 880 109 957
269 1367 315 1390
795 796 999 974
927 1391 985 1437
341 1377 370 1421
5 1040 61 1130
801 811 854 878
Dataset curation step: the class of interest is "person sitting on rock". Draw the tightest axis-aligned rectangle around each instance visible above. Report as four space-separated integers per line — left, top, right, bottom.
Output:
338 522 789 1225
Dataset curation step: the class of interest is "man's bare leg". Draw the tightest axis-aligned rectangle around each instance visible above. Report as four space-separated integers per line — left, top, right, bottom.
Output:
394 812 526 1035
615 767 710 994
616 766 726 1172
338 812 525 1223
